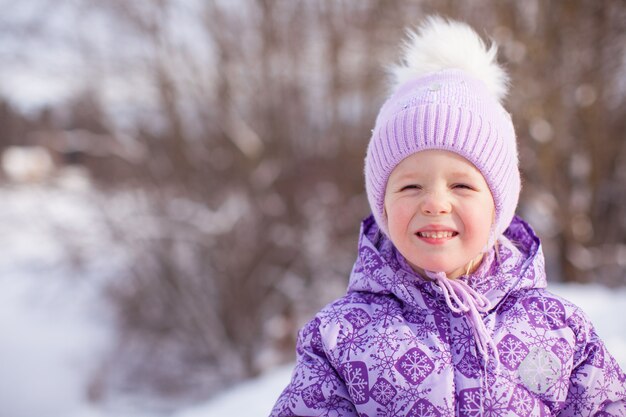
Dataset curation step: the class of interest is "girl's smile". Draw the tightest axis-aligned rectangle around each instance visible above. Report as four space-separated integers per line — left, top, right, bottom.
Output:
416 224 459 244
384 150 495 278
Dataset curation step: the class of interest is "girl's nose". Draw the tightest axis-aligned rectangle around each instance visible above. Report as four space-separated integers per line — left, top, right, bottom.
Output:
421 193 451 215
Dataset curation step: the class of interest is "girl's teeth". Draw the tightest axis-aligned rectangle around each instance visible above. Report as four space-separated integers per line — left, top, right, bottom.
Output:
418 231 455 238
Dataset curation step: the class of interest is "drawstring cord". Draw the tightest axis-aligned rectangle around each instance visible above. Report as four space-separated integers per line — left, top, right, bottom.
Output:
425 270 499 416
424 270 500 364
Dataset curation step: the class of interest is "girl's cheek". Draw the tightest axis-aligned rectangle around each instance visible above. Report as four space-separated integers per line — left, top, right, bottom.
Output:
387 202 409 232
465 204 493 238
396 202 414 222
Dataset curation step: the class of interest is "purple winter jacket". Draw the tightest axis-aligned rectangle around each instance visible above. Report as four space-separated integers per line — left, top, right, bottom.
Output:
270 216 626 416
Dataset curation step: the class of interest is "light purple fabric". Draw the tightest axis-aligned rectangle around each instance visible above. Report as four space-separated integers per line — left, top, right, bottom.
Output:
271 216 626 416
424 269 498 364
364 69 520 243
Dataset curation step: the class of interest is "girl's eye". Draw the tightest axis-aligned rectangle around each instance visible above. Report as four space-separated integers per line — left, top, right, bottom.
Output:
400 185 421 192
453 183 474 190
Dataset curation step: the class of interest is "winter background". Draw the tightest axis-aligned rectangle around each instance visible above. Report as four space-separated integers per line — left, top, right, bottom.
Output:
1 1 625 417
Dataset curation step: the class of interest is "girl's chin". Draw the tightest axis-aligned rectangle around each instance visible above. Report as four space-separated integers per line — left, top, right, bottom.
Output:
407 255 485 279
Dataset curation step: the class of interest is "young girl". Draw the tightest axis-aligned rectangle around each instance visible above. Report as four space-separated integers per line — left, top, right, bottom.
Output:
271 17 625 417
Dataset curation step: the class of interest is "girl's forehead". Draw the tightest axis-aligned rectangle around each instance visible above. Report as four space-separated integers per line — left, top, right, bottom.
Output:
390 150 482 179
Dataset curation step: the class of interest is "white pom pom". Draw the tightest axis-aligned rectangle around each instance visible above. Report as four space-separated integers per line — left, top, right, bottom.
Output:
389 16 509 103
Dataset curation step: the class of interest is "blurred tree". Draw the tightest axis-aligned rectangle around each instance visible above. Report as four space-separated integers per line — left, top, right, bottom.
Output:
501 0 626 284
0 99 22 150
63 90 110 134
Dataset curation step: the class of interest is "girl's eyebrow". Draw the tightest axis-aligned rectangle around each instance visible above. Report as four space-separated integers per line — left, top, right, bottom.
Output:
391 172 423 183
449 171 476 179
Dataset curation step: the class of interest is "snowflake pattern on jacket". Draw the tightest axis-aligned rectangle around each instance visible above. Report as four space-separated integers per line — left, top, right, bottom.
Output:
270 216 626 417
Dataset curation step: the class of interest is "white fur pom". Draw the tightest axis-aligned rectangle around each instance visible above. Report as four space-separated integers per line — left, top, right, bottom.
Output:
389 16 509 102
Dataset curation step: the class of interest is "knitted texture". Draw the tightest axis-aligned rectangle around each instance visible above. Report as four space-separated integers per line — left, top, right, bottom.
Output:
365 68 520 242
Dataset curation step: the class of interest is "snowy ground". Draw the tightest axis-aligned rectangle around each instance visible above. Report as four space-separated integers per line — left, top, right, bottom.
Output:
0 183 103 417
1 183 625 417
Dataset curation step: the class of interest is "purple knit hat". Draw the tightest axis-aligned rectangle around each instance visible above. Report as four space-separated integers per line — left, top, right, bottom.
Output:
365 17 520 245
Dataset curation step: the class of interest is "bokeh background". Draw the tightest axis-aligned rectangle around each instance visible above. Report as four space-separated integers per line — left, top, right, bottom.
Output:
1 0 625 415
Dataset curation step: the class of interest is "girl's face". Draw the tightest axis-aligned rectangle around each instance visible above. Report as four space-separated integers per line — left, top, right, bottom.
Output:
384 150 495 279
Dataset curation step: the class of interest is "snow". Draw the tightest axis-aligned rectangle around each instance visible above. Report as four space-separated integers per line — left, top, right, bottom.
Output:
0 183 625 417
0 183 111 417
173 365 294 417
0 273 110 417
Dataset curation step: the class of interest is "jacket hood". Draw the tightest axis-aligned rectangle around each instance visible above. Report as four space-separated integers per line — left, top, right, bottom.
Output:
348 215 547 313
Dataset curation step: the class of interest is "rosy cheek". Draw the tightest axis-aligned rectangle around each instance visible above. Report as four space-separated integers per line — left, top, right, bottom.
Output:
393 204 411 223
466 208 492 240
386 203 406 232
